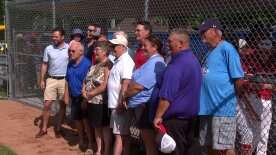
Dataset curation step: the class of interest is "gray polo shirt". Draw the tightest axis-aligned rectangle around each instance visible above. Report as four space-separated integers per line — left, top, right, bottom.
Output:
43 43 69 76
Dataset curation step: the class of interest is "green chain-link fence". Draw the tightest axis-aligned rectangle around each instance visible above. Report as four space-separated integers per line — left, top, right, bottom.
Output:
5 0 276 154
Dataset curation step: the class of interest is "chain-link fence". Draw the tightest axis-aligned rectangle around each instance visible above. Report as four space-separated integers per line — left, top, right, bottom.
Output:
5 0 276 155
0 40 8 98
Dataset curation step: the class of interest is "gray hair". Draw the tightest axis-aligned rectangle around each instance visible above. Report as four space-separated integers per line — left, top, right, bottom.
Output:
70 41 84 53
170 28 190 43
217 29 223 37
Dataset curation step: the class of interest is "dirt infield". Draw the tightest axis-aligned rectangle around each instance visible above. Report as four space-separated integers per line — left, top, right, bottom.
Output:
0 100 81 155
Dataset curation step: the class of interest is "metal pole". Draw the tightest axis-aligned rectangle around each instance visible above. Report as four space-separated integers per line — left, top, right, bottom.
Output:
5 0 13 98
144 0 149 21
52 0 56 28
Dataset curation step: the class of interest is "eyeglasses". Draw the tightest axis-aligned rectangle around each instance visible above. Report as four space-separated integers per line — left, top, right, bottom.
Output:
87 29 96 32
69 49 76 53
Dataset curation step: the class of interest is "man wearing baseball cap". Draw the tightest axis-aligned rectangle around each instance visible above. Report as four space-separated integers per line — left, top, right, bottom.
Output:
107 33 135 155
198 18 244 155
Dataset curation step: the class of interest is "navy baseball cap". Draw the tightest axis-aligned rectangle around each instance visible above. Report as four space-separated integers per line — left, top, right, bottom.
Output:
198 18 222 35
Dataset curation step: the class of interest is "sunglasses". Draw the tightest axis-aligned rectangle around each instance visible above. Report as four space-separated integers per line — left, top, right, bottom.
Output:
87 29 96 32
111 44 122 49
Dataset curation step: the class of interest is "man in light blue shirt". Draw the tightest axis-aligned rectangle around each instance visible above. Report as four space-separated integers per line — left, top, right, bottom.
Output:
36 27 69 138
198 19 244 155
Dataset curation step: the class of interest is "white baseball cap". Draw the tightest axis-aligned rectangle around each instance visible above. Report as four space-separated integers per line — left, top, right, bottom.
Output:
156 123 176 153
160 133 176 153
109 34 128 47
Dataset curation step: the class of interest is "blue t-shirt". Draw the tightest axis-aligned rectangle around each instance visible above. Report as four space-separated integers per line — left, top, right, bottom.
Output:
199 41 244 117
128 54 166 108
66 57 91 97
159 49 202 119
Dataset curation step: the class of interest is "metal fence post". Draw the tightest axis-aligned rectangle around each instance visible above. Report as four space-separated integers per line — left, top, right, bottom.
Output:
144 0 149 21
5 0 13 98
52 0 56 28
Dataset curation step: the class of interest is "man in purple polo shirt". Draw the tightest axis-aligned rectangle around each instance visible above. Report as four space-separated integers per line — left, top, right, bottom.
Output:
153 29 202 155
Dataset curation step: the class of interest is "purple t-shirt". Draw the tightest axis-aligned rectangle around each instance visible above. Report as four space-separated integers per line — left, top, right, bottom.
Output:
159 49 201 119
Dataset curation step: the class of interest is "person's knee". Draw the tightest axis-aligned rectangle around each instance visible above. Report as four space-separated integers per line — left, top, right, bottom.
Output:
59 101 66 109
226 149 235 155
44 101 52 111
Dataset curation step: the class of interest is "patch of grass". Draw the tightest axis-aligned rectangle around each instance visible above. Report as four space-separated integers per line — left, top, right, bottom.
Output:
0 145 16 155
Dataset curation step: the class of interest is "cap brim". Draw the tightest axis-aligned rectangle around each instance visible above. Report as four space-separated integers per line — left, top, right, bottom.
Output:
109 39 118 44
198 26 208 35
109 39 127 47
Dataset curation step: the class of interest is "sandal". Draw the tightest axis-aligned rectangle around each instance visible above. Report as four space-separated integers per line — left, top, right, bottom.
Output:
35 130 47 138
94 152 101 155
84 149 94 155
69 144 79 151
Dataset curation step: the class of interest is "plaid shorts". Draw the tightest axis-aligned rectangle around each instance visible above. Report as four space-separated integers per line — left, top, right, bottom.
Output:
199 116 236 150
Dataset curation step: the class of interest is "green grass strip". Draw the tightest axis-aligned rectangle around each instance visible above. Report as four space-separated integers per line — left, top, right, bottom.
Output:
0 145 17 155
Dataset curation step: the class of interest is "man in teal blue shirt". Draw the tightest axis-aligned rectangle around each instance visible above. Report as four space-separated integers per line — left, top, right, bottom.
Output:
198 19 244 155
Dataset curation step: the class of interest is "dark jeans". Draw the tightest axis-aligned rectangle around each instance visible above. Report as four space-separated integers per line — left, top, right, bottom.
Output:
160 118 193 155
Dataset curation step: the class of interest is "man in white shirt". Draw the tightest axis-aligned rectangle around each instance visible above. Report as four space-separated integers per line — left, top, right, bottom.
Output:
36 27 69 138
108 33 135 155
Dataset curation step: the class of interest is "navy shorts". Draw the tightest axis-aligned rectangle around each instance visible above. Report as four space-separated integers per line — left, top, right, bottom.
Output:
129 102 153 129
70 96 87 121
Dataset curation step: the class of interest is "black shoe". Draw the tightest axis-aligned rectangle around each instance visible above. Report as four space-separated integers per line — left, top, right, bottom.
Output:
35 130 47 138
55 129 64 138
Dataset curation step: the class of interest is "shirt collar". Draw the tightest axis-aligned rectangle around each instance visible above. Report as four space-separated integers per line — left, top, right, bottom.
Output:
53 42 68 50
71 56 84 67
115 52 128 62
171 49 191 61
149 53 160 59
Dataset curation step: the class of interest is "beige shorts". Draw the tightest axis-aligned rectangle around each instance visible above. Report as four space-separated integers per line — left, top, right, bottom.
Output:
44 78 65 101
110 109 132 135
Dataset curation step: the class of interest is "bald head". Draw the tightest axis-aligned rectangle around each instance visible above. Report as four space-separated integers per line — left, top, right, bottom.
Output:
69 40 84 63
69 40 84 53
168 29 190 53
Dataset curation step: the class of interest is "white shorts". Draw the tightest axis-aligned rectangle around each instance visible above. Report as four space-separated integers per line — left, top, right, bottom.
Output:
110 109 132 135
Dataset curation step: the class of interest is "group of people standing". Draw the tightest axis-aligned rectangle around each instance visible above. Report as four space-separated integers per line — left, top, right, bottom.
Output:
34 18 275 155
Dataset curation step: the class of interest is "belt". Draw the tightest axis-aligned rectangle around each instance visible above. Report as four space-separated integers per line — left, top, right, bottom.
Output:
48 75 65 80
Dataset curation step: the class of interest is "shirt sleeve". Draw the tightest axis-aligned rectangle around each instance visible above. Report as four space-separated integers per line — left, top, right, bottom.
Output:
65 63 70 82
120 58 135 80
43 47 49 62
225 45 244 79
159 65 181 102
135 61 166 89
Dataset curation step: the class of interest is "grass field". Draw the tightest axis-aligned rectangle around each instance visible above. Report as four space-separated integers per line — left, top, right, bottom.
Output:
0 145 16 155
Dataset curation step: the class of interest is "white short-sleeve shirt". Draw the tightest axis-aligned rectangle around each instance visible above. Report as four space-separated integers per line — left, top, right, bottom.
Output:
43 43 69 76
108 52 135 108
